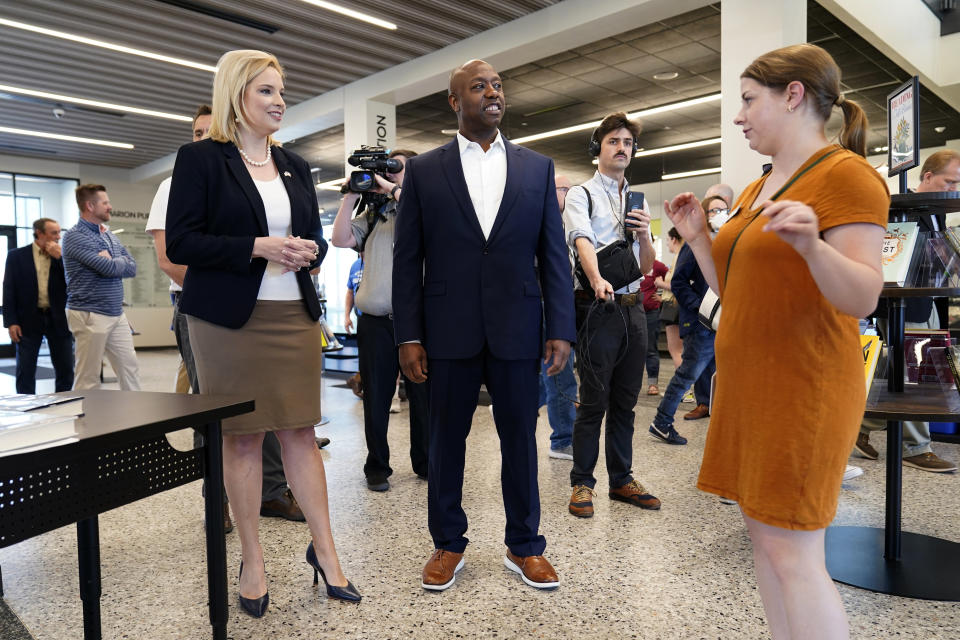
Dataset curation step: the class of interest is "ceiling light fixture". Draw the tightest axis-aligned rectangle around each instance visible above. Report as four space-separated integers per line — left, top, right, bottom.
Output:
511 93 721 145
634 137 721 157
872 145 889 153
297 0 397 30
661 167 721 180
0 84 192 122
653 71 679 81
316 177 346 190
0 17 217 72
935 126 947 133
0 126 134 149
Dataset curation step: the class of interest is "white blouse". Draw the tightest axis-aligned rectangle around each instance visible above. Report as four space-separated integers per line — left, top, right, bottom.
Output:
254 175 301 301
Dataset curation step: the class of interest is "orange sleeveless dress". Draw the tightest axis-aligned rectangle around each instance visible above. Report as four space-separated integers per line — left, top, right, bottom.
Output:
696 145 890 529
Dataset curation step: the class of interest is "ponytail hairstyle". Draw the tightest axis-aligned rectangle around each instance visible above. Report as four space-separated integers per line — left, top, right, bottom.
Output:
741 43 868 157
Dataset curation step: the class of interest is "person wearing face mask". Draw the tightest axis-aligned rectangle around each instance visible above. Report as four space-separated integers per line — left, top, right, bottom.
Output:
666 43 888 638
167 49 359 618
331 149 429 492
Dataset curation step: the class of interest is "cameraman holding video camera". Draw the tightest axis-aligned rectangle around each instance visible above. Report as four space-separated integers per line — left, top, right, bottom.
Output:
331 148 429 492
562 112 659 519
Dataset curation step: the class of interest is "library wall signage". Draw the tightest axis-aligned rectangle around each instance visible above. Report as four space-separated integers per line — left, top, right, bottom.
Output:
887 77 920 177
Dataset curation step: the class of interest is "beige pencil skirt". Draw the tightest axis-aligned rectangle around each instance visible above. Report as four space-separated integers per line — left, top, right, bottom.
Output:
187 300 322 436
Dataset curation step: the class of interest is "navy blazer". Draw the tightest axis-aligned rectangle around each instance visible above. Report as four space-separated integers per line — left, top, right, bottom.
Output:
392 137 575 360
2 244 69 334
672 243 709 338
166 139 327 329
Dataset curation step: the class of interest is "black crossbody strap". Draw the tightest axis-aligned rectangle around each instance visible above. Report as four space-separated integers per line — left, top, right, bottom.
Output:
721 148 839 287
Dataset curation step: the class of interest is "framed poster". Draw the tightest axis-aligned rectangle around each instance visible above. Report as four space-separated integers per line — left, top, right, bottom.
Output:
887 77 920 177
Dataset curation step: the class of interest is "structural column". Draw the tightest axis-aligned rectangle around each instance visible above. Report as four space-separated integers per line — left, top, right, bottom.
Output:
342 89 397 176
720 0 806 195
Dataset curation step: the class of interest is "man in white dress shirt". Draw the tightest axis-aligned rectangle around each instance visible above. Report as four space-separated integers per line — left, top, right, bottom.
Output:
393 59 575 592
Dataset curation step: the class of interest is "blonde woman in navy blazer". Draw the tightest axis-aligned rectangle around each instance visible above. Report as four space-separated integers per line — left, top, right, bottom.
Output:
167 49 359 618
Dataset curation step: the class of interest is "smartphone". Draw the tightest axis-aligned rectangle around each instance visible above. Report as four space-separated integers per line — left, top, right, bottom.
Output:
625 191 645 228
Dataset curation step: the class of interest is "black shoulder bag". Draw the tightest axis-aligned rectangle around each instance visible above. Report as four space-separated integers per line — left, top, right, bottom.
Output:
573 186 643 292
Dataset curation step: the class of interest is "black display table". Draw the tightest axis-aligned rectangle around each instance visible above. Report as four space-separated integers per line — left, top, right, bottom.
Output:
0 390 254 639
826 196 960 601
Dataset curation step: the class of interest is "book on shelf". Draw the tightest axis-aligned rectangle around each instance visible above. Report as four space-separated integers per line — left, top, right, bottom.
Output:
881 221 920 286
0 393 84 417
861 334 882 394
0 409 78 452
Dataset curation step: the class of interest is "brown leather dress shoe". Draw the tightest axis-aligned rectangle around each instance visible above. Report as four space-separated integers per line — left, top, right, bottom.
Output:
260 488 306 521
504 551 559 589
347 373 363 398
683 403 709 420
609 480 661 510
223 503 234 534
421 549 464 591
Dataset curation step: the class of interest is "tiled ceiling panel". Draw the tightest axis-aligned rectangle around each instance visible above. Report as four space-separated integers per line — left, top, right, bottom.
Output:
0 0 957 199
292 0 960 195
0 0 559 168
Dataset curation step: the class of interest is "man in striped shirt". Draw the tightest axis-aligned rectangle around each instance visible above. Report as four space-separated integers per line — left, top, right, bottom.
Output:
62 184 141 391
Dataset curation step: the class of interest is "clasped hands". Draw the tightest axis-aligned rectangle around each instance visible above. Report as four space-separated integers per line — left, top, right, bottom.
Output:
258 235 320 273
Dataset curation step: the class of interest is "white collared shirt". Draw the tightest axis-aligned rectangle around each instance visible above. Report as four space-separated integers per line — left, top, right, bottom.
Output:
562 170 649 294
457 131 507 239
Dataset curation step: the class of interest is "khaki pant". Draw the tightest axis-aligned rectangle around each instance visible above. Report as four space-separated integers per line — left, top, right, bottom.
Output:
67 310 141 391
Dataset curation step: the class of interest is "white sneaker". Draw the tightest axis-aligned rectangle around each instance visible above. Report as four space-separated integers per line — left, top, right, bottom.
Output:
549 445 573 460
681 391 695 403
843 465 864 481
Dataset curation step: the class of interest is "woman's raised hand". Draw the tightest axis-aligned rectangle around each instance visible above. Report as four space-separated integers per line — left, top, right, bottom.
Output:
663 192 708 242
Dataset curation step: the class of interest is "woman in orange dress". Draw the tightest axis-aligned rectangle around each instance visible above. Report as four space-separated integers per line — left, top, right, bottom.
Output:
664 44 889 639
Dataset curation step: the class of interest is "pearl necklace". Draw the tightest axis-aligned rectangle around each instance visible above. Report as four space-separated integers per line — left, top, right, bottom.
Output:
239 144 271 167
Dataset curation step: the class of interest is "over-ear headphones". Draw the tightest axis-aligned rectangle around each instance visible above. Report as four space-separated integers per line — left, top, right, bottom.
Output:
588 126 639 158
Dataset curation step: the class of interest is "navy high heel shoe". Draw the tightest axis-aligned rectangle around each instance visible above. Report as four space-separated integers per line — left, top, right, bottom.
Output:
305 542 361 602
238 561 269 617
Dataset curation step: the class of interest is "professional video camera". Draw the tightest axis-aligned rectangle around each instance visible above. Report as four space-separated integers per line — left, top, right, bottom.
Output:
343 146 402 193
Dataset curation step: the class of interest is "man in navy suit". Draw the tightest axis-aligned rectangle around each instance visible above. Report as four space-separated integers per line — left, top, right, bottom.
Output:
393 59 575 591
3 218 74 393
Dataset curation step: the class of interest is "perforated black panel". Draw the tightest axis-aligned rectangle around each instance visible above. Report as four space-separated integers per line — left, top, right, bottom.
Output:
0 435 203 547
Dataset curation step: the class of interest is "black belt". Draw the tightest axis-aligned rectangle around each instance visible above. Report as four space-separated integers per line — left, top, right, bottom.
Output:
37 307 51 314
574 290 641 307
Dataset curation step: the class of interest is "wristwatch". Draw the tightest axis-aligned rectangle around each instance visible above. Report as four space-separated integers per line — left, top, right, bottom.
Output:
390 185 400 198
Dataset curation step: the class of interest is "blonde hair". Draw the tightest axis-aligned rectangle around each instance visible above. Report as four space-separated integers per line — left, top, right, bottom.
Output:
742 44 868 157
208 49 284 149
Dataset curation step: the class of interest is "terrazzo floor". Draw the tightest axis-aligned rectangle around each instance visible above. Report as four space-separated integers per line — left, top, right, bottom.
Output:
1 348 958 639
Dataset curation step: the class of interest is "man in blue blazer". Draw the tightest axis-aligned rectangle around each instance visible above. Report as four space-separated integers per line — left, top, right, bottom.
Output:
393 59 575 591
3 218 74 393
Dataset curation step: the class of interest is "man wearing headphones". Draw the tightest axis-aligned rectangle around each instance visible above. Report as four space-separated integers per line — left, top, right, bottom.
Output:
562 112 659 518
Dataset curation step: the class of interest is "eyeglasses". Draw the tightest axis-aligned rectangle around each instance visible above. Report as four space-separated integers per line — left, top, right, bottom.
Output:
556 187 570 193
707 207 728 216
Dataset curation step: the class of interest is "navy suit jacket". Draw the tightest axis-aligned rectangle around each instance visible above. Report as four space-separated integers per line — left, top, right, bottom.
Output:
166 139 327 329
2 244 69 334
392 137 575 360
672 243 709 338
